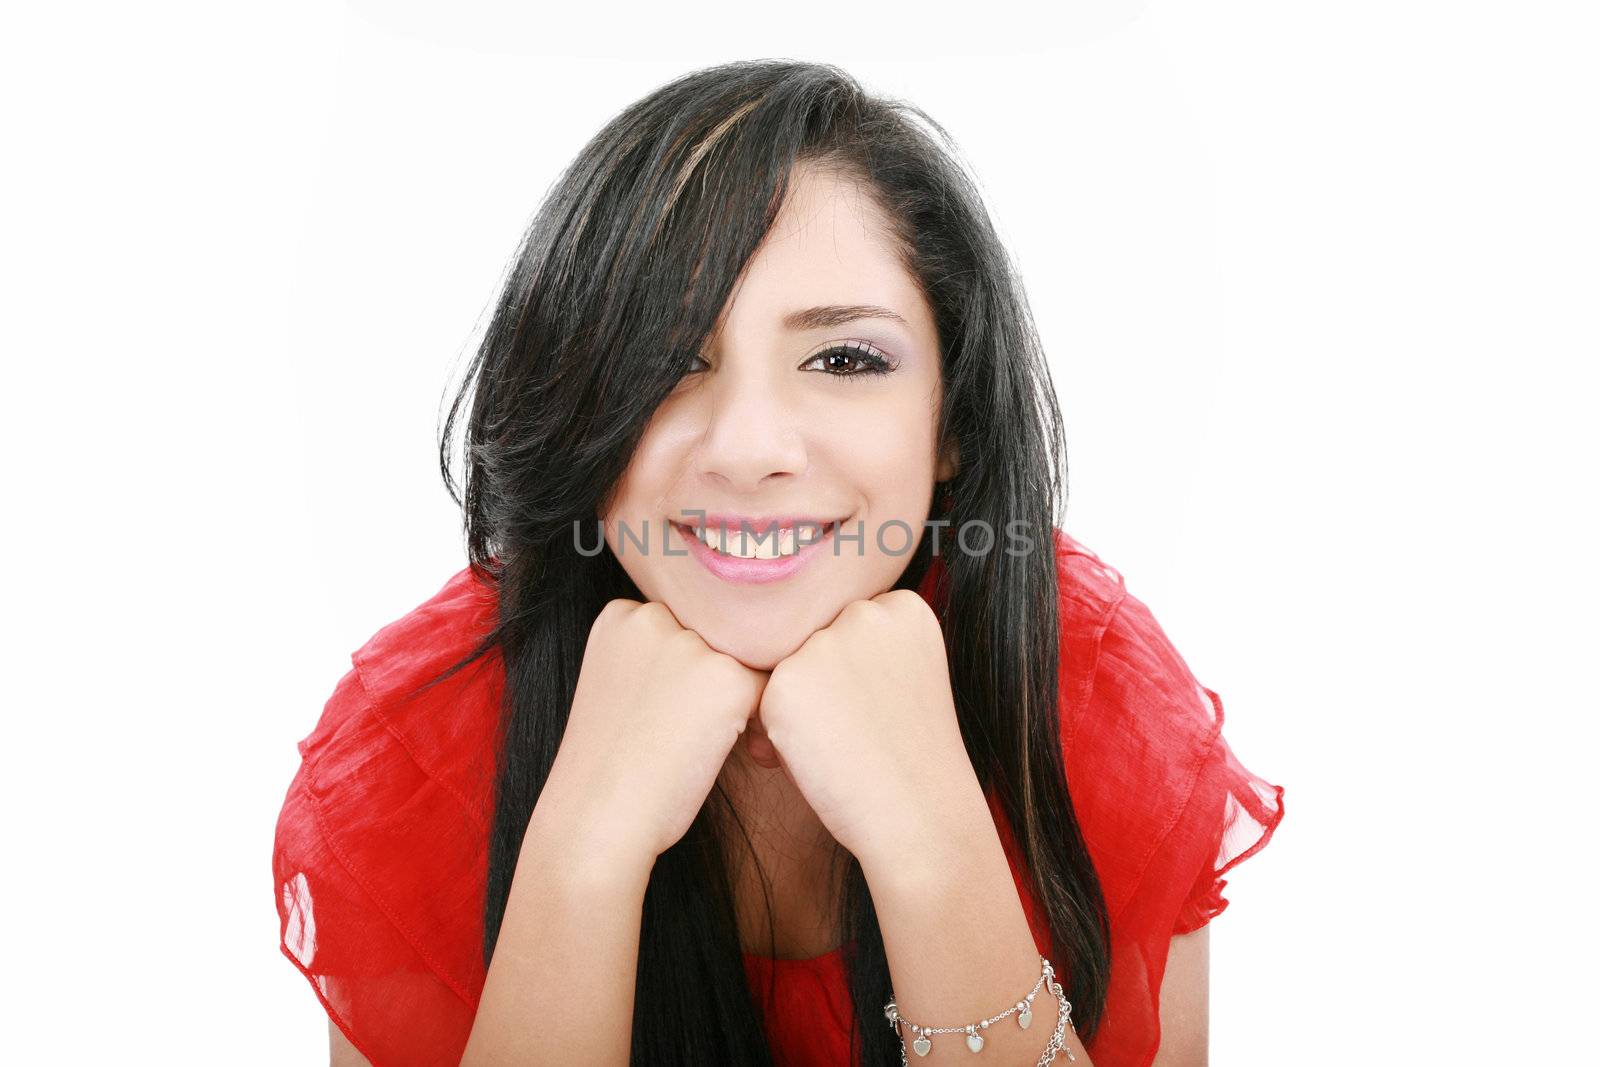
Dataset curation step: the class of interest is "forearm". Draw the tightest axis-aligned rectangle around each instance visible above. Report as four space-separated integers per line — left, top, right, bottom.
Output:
460 799 654 1067
860 779 1093 1065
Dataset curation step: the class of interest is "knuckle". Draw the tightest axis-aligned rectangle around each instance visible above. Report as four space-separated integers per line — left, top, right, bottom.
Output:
709 652 756 689
587 599 637 646
839 598 879 623
766 654 797 686
876 588 919 612
670 626 707 652
880 588 936 626
635 600 679 630
703 647 739 672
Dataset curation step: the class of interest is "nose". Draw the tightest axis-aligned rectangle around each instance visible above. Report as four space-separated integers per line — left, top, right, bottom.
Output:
692 361 808 493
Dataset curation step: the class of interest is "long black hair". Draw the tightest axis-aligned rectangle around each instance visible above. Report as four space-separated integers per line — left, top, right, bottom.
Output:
427 59 1110 1063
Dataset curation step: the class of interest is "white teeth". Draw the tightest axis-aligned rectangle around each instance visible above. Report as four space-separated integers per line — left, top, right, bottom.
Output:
688 524 821 559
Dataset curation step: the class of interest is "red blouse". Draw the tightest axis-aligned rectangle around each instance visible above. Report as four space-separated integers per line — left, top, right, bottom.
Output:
272 530 1284 1066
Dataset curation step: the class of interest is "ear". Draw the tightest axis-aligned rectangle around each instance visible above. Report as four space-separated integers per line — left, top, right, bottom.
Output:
935 437 960 482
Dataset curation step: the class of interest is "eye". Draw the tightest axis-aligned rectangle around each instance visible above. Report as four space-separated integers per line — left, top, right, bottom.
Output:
677 352 712 380
799 340 897 379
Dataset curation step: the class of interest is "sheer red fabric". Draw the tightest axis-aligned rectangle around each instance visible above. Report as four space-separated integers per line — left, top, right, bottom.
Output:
272 530 1284 1066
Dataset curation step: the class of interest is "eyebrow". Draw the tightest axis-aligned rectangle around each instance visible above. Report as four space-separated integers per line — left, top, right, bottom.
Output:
782 304 910 331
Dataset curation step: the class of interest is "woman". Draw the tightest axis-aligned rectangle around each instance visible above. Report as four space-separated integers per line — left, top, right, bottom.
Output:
272 60 1284 1066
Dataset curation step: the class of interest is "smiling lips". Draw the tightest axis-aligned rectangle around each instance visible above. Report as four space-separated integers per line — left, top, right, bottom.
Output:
671 517 840 584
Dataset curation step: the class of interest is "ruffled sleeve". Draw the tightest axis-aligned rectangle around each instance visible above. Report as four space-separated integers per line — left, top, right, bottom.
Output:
1095 589 1284 938
1054 533 1284 1067
1169 684 1285 936
271 567 504 1067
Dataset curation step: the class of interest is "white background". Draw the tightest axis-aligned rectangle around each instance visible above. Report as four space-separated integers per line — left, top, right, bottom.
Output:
6 2 1595 1062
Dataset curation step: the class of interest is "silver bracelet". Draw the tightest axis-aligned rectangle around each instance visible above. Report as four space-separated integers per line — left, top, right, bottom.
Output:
883 954 1077 1065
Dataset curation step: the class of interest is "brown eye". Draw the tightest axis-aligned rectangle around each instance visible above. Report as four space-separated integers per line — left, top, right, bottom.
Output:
801 341 896 378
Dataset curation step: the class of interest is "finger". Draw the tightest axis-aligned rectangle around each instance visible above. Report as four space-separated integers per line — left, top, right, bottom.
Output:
735 666 772 710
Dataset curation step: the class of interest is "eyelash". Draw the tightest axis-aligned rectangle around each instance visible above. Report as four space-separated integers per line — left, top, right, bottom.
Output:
802 340 897 379
685 341 897 380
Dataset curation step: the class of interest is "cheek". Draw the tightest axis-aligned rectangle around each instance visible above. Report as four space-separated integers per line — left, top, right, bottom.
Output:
830 394 940 511
597 443 677 591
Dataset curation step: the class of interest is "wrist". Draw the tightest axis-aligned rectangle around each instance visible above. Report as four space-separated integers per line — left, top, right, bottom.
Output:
857 784 1000 896
525 789 657 893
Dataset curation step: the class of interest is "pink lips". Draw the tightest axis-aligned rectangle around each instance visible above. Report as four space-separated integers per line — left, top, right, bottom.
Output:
672 519 837 585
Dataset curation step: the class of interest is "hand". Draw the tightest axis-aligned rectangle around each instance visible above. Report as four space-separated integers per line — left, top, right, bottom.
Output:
755 589 986 874
536 599 770 868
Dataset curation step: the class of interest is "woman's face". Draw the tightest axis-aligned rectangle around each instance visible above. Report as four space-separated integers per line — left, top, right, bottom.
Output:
601 164 955 670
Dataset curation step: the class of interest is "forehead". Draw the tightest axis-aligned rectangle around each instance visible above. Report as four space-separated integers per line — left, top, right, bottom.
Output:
716 165 929 335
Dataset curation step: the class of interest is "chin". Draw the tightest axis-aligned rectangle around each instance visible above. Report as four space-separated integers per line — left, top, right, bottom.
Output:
693 621 807 672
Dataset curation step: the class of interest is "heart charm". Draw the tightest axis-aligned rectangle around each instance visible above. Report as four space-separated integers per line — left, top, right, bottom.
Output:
1018 1008 1033 1030
912 1035 932 1056
966 1032 985 1053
